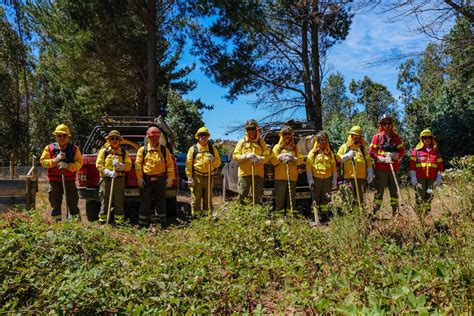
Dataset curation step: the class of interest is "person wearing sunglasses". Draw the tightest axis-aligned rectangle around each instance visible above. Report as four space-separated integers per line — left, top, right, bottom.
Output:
336 125 373 211
369 114 406 218
409 129 444 215
40 124 83 221
96 130 132 225
185 127 221 216
270 125 303 217
233 119 270 205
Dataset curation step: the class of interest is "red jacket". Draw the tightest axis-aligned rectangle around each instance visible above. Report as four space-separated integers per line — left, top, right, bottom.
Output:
409 147 443 179
369 131 406 172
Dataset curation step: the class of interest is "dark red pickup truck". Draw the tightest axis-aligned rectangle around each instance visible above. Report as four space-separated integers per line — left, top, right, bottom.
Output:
76 116 179 223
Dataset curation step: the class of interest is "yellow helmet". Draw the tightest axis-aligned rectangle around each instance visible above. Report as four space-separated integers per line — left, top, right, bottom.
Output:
52 124 71 136
419 129 433 138
349 125 363 136
195 127 210 139
105 130 123 141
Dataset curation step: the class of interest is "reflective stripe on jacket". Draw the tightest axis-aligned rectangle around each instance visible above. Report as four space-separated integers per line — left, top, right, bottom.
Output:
306 148 336 179
336 143 372 179
409 148 443 179
369 131 405 171
40 142 83 182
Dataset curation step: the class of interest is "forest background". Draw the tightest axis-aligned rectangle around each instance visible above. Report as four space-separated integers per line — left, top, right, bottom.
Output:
0 0 472 164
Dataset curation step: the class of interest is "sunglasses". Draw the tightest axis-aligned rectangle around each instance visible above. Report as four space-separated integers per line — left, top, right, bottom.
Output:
55 134 67 138
422 136 432 140
109 137 120 141
382 122 392 126
246 127 256 131
198 133 210 137
283 132 292 136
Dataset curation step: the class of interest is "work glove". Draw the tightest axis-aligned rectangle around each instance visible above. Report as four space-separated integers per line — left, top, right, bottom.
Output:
306 171 314 187
54 152 65 164
103 169 117 178
206 153 214 162
341 150 356 162
331 172 338 189
165 178 173 187
277 153 286 161
187 177 195 188
58 162 68 169
137 178 145 189
434 173 442 186
251 155 263 163
409 170 417 187
240 153 252 161
112 158 125 171
282 154 294 163
378 155 392 164
367 167 374 184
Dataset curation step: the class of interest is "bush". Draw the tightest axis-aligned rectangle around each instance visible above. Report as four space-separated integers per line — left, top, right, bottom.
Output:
1 159 472 313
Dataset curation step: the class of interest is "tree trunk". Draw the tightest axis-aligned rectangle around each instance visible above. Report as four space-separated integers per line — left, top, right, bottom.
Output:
301 1 315 123
146 0 157 116
310 0 323 131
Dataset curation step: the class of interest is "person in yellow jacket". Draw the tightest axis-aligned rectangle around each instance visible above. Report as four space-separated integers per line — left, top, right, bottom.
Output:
135 125 176 227
270 125 303 217
96 130 132 225
336 126 373 209
233 119 271 204
185 127 221 216
40 124 83 221
306 131 337 223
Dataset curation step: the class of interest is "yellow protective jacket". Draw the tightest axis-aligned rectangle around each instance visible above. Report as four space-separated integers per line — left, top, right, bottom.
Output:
185 143 221 177
306 147 336 179
271 144 303 181
336 141 372 180
96 145 132 177
135 143 175 180
233 136 270 177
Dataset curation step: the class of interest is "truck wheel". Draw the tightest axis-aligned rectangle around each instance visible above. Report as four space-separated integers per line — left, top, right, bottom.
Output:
86 200 101 222
166 197 177 219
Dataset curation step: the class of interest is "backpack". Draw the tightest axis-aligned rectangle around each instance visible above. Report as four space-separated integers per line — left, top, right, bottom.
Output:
143 144 167 164
49 143 77 163
377 132 398 153
192 142 215 175
103 145 127 161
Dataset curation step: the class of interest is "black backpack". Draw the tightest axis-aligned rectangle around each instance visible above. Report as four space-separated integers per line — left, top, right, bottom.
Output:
191 142 215 175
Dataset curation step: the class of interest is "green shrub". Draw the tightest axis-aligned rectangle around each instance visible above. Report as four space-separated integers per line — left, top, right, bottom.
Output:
1 158 472 313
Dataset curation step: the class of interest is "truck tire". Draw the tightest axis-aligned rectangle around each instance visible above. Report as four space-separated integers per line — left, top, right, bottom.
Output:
86 200 101 222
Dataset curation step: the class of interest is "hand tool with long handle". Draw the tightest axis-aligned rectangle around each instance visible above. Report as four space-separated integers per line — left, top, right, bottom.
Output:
106 165 116 224
251 161 255 209
285 162 293 214
351 158 362 212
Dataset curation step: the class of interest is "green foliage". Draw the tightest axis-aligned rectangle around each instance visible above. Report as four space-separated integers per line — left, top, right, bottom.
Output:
1 167 473 313
398 18 474 159
188 0 353 127
349 76 398 127
166 92 206 153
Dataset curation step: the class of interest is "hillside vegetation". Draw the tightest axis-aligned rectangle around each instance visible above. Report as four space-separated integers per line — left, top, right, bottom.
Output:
1 158 473 314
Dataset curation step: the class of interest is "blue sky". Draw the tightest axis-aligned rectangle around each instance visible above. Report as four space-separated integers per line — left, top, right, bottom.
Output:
180 9 433 141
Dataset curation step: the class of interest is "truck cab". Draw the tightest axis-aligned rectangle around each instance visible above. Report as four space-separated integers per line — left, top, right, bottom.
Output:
77 116 179 223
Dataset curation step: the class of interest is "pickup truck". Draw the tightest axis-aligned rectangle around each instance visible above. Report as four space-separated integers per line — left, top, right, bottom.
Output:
222 121 317 216
76 116 179 223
